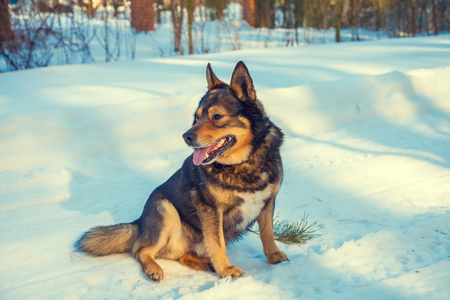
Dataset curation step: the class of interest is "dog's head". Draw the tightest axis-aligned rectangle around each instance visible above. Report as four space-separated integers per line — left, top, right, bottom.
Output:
183 61 267 166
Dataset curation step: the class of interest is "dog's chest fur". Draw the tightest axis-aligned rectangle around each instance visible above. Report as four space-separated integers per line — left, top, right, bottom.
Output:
234 183 274 231
198 167 277 242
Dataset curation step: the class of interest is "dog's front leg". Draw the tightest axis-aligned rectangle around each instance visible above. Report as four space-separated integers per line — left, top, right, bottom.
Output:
258 197 289 264
198 205 244 278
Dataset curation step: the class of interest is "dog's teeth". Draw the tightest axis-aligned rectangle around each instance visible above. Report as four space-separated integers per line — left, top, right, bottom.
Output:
216 139 224 148
208 138 227 157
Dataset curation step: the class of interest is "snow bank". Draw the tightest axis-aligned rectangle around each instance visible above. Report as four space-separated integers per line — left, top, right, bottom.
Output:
0 35 449 299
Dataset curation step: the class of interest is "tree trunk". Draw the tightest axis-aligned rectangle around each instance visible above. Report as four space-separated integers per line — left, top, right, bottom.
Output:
103 0 111 62
254 0 275 28
349 0 360 41
431 0 439 35
374 0 381 31
410 0 417 36
293 0 303 28
0 0 14 43
170 0 184 53
187 0 194 55
242 0 255 27
131 0 155 31
396 1 401 36
335 0 343 42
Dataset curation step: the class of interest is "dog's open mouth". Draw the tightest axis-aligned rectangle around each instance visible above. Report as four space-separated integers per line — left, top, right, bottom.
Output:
193 136 235 166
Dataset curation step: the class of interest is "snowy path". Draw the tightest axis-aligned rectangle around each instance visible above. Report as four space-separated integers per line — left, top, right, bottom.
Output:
0 35 449 299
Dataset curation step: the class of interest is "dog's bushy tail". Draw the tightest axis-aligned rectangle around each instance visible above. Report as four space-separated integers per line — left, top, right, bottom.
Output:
77 223 139 256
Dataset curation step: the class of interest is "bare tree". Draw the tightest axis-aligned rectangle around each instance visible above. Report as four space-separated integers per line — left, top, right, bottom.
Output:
170 0 185 53
78 0 101 18
111 0 124 18
255 0 275 28
348 0 361 40
156 0 164 24
431 0 439 34
335 0 344 42
187 0 194 54
410 0 418 36
207 0 228 20
242 0 255 27
1 0 137 72
103 0 111 61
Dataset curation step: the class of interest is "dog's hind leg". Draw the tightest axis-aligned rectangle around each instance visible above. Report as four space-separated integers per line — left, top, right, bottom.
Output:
132 198 188 282
178 252 212 272
136 247 164 282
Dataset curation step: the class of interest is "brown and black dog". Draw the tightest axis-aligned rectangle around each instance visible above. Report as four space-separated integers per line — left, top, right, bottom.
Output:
77 61 289 281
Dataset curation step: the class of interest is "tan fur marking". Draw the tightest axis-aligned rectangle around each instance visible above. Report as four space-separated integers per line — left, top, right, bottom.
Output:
216 117 252 165
137 247 164 281
208 106 229 126
135 200 190 281
207 184 235 205
197 207 239 277
207 89 219 94
178 252 212 271
221 265 245 278
196 107 203 119
206 92 220 103
155 200 188 259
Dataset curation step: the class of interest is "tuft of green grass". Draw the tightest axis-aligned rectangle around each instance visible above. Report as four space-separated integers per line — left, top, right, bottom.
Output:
251 212 323 244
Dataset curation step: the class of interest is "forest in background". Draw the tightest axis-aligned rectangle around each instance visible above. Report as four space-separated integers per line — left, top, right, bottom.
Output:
0 0 449 72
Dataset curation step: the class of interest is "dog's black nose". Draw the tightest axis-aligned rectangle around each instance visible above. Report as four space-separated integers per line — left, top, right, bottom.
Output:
183 131 197 146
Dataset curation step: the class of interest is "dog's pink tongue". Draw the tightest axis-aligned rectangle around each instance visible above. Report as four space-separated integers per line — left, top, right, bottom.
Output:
193 147 211 166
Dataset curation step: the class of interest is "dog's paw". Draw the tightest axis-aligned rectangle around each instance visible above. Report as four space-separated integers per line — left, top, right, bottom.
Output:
218 265 245 278
144 263 164 282
267 251 289 264
146 269 164 282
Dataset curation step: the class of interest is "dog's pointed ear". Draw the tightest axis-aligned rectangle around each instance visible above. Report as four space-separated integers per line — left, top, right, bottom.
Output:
230 61 256 102
206 63 225 90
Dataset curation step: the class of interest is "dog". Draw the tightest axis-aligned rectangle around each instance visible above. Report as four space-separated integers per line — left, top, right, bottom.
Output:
77 61 289 282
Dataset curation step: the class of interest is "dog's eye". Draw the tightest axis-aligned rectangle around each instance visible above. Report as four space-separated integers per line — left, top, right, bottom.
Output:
194 114 199 121
213 114 223 121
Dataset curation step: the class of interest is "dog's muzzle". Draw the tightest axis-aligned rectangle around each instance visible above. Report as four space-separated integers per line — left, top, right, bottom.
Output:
183 131 197 146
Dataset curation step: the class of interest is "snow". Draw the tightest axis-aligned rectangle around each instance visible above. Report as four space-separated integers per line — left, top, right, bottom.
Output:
1 35 449 299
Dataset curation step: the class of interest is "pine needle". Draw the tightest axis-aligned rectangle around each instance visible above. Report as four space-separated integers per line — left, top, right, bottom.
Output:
250 212 323 244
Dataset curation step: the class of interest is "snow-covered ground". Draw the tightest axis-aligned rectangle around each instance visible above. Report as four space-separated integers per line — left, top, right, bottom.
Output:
0 35 449 299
